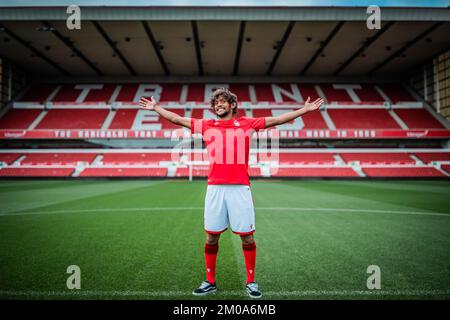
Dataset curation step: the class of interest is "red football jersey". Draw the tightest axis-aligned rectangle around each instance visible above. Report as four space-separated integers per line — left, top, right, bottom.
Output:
191 117 266 185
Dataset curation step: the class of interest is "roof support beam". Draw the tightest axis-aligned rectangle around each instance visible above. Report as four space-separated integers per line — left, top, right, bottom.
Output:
92 21 136 76
333 21 395 76
368 22 444 75
42 21 103 76
266 21 295 76
232 21 246 76
191 21 203 76
0 23 70 76
142 21 170 76
300 21 345 75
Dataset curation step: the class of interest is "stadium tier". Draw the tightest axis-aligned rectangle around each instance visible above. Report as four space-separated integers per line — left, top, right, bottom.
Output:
78 168 168 177
0 167 75 177
2 83 446 132
339 153 416 164
258 153 336 164
270 167 359 177
0 82 448 179
101 153 174 164
20 153 97 165
1 150 449 178
15 83 413 103
361 167 446 178
0 153 21 165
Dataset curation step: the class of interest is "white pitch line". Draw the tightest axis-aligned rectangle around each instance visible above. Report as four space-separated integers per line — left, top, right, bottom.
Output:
257 207 450 217
0 207 203 217
0 289 448 298
1 207 449 217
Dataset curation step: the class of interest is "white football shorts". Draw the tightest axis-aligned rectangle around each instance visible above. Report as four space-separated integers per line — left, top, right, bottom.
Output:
204 184 256 235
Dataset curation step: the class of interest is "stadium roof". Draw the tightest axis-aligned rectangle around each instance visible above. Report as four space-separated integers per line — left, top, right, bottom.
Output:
0 5 449 81
1 0 449 7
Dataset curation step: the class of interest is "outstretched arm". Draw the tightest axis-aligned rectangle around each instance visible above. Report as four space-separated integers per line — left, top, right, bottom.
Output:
139 96 192 129
264 97 324 128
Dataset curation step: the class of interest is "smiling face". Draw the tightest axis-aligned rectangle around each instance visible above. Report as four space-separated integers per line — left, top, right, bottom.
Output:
213 95 236 118
210 88 238 119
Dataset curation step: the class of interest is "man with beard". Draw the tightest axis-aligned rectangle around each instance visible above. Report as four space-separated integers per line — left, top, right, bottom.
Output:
140 88 323 298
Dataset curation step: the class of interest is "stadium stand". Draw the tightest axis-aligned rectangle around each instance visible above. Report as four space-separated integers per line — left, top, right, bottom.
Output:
79 167 168 177
20 153 97 165
0 168 74 177
1 149 449 178
0 81 449 178
3 83 447 132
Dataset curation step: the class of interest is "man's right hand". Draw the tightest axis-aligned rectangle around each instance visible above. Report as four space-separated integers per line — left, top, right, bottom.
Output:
139 96 157 110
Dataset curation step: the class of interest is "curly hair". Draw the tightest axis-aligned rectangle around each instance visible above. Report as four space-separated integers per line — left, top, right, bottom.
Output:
209 88 238 115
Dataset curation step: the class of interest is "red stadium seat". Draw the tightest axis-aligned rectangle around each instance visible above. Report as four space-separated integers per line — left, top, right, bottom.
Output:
328 109 401 129
35 109 109 129
394 109 445 129
377 84 415 103
0 153 22 164
362 167 445 177
108 109 137 129
21 153 96 165
248 167 262 177
441 165 450 175
101 153 174 164
270 167 358 177
259 153 335 164
79 167 168 177
52 85 84 102
0 168 74 177
83 84 117 103
253 109 328 129
414 152 450 163
175 166 209 177
0 109 42 129
340 153 415 164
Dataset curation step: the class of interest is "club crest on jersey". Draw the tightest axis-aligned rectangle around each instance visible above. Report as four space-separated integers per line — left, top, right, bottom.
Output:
233 120 240 126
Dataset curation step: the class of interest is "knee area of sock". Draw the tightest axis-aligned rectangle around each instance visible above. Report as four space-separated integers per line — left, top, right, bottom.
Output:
205 234 220 246
240 235 255 246
205 242 219 254
205 240 219 247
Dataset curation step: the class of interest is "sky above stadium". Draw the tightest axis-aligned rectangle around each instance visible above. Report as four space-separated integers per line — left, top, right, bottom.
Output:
1 0 449 7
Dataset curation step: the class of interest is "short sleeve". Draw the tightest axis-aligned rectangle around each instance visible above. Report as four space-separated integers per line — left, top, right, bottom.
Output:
247 117 266 132
190 118 205 134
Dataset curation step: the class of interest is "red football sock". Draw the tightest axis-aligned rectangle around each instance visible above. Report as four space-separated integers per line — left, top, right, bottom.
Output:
242 242 256 284
204 243 218 285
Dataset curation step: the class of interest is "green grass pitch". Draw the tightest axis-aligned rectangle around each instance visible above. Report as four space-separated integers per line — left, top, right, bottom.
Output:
0 179 449 300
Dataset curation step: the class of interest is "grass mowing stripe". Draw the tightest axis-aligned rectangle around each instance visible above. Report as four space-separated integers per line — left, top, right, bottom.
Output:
315 180 450 195
0 180 166 214
1 207 449 217
287 180 450 214
265 180 450 218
